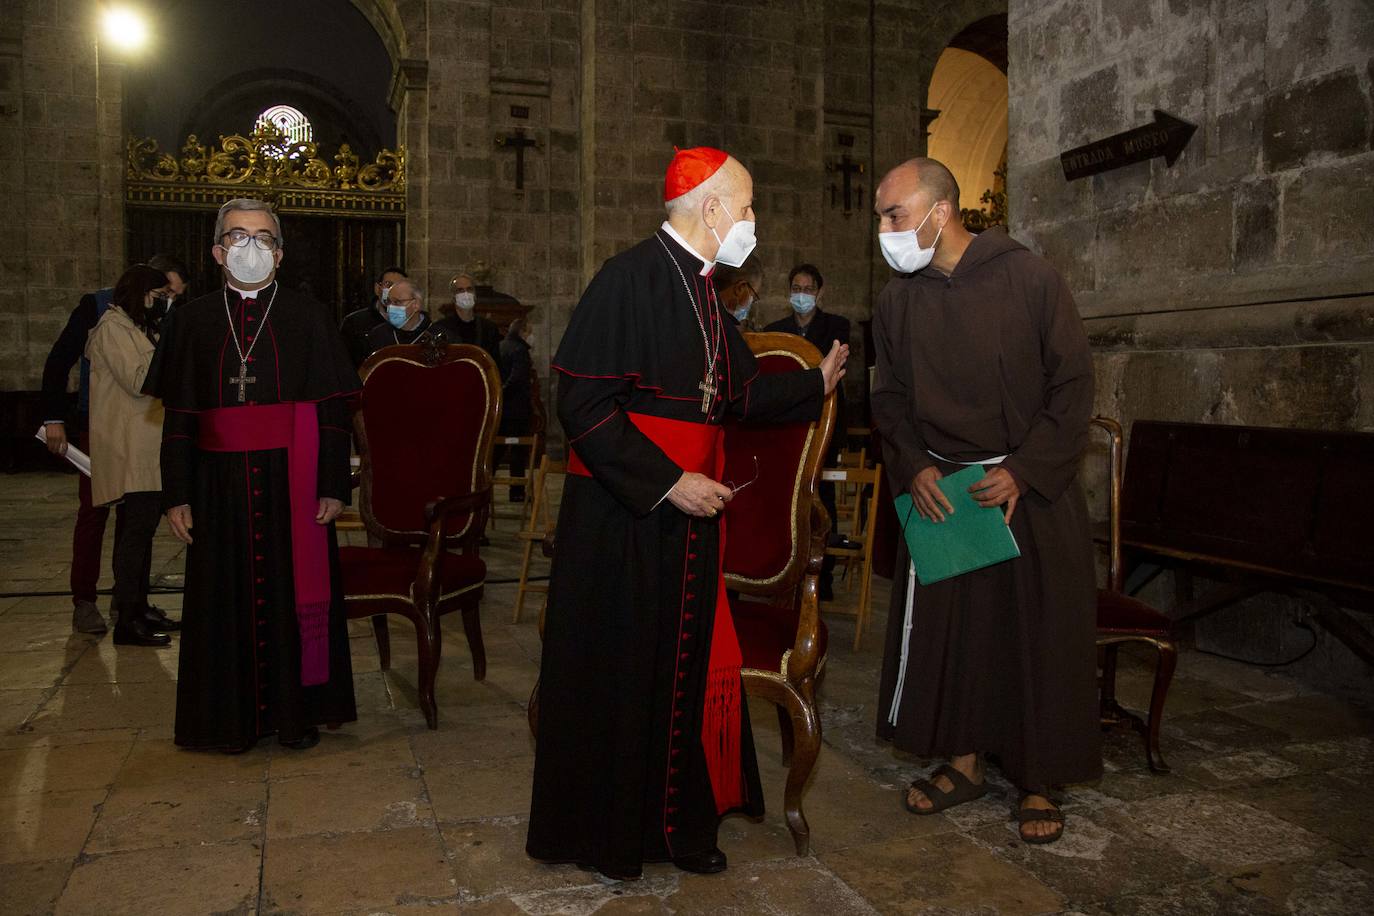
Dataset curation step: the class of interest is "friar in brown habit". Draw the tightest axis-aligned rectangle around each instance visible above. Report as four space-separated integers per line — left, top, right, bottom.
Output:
869 157 1101 844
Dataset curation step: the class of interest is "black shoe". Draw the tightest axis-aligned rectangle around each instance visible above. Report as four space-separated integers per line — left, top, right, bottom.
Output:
672 847 727 875
113 616 171 647
220 741 255 755
278 727 320 750
142 604 181 632
819 581 835 602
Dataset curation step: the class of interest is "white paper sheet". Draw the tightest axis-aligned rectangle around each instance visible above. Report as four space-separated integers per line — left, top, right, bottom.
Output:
35 426 91 477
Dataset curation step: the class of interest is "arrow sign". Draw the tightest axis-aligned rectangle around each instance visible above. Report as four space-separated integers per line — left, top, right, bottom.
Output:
1059 110 1197 181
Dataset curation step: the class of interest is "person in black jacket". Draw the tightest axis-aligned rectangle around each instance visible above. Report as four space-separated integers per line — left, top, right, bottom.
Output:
764 263 852 599
433 271 502 365
41 257 188 635
497 317 535 501
340 266 406 368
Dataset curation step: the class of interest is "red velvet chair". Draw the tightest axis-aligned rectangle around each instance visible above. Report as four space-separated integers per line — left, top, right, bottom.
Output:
341 340 502 729
1092 416 1177 772
722 332 838 855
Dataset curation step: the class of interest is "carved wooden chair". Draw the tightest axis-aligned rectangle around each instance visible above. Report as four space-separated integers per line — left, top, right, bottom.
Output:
723 332 837 856
340 340 502 729
1092 416 1177 772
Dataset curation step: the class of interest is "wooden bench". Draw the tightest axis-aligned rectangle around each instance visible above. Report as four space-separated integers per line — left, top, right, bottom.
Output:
1119 420 1374 665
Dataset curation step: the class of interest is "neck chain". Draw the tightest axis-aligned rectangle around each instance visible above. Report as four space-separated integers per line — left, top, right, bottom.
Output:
656 234 721 413
222 283 279 403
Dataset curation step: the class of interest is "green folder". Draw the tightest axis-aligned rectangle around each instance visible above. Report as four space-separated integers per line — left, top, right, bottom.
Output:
894 464 1021 585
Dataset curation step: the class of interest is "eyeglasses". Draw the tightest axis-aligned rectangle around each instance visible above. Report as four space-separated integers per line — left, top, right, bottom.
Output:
725 456 760 495
221 230 280 251
789 285 818 295
745 283 760 301
389 297 418 307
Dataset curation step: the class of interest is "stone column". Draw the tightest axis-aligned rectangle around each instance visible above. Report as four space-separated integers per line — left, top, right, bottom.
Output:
0 0 124 391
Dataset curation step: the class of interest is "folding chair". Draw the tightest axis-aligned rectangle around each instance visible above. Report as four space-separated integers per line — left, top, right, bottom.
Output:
513 454 566 624
821 463 883 649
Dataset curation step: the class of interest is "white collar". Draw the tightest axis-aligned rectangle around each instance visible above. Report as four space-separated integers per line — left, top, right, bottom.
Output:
660 221 714 277
227 279 274 299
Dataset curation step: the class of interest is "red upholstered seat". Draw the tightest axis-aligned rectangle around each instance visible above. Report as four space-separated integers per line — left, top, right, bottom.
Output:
340 546 486 601
345 342 501 730
1097 588 1173 635
732 596 829 674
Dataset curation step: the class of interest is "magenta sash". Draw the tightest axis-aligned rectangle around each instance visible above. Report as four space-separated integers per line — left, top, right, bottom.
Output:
198 403 331 686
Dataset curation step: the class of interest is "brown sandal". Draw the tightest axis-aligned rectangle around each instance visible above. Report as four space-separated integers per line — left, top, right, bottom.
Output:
903 763 988 815
1014 797 1065 845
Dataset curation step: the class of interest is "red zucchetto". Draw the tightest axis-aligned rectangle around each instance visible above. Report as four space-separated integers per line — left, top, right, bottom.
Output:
663 146 728 201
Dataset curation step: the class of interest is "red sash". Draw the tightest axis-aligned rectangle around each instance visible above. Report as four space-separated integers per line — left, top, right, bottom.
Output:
571 411 746 814
198 403 331 687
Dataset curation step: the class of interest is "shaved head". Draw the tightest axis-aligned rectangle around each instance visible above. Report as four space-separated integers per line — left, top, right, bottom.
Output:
880 157 961 212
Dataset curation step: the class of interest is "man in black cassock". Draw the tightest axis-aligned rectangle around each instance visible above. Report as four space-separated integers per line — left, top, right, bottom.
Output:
870 158 1100 844
147 198 360 753
527 148 849 880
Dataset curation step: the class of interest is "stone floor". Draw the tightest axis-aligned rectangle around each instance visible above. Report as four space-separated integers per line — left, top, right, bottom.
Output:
2 470 1373 915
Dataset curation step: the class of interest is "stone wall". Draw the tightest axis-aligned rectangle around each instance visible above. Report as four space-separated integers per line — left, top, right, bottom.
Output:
1007 0 1374 690
0 0 125 391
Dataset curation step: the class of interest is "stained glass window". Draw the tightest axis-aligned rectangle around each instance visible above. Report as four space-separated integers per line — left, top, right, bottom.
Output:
254 105 313 157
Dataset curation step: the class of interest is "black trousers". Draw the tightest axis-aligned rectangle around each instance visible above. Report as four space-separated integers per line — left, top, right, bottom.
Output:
112 491 161 613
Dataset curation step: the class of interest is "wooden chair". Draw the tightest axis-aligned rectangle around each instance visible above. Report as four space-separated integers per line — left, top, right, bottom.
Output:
1092 416 1177 773
723 331 838 856
819 463 883 650
340 341 502 729
831 441 867 537
512 454 567 624
490 364 547 529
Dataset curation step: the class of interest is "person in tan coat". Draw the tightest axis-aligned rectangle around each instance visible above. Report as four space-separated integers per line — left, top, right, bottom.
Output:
86 264 179 647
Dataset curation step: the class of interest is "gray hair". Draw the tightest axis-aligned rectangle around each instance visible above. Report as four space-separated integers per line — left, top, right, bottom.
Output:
390 277 423 301
214 198 284 246
664 164 737 218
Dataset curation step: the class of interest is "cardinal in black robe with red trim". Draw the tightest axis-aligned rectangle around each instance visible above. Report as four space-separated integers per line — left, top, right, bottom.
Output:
146 199 360 752
527 149 848 879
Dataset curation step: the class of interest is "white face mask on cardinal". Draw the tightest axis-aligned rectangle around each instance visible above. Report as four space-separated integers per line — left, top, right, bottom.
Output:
223 240 275 285
709 202 757 268
879 203 941 274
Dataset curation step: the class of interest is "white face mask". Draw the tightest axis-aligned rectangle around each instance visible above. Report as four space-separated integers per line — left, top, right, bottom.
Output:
454 291 476 311
709 202 757 268
223 240 275 285
879 203 941 274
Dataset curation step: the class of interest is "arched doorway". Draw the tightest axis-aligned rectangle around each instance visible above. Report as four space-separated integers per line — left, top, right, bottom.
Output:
926 15 1008 229
122 0 401 317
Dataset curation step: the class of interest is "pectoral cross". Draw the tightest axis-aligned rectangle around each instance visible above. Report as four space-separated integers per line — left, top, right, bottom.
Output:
230 360 256 403
699 377 717 414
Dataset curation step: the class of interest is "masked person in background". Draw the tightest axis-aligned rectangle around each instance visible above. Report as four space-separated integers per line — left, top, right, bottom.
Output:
340 266 407 368
361 277 431 360
765 264 852 598
710 255 762 329
145 197 361 754
434 271 501 365
85 264 179 647
527 147 848 881
42 256 188 635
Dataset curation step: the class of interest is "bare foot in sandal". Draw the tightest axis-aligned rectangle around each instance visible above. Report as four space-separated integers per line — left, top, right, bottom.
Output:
905 753 984 813
1017 793 1064 843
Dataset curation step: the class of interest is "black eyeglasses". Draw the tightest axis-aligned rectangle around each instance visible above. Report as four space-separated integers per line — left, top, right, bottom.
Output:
726 456 760 495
